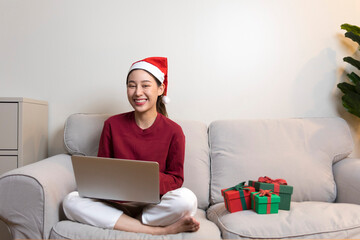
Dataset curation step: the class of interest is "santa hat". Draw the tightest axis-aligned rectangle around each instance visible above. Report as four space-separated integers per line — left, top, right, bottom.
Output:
128 57 170 104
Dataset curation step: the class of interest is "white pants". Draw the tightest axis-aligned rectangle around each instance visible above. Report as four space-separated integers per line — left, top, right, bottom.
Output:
63 187 197 229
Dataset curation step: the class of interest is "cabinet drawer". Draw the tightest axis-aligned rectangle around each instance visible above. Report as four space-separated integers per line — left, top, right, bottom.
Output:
0 103 18 150
0 156 17 175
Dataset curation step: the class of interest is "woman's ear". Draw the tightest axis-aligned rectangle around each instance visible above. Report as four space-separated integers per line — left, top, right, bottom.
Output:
158 83 165 96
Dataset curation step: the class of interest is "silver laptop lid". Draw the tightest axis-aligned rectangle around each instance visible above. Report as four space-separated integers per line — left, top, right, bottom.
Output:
71 155 160 203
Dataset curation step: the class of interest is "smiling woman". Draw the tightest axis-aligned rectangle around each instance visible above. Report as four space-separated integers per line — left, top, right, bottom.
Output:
62 57 200 235
127 69 165 127
127 57 169 118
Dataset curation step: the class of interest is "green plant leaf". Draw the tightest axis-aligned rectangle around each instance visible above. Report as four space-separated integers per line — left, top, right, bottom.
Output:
347 72 360 85
345 31 360 46
356 82 360 94
342 92 360 118
343 56 360 70
341 23 360 36
338 82 356 94
339 24 360 119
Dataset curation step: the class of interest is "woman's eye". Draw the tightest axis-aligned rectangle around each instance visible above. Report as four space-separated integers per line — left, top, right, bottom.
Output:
128 85 136 88
143 85 150 88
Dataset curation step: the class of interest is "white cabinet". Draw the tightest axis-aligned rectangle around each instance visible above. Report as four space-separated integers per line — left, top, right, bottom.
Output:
0 98 48 175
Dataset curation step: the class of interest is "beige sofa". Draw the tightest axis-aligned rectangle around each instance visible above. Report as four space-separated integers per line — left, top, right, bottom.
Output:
1 114 360 239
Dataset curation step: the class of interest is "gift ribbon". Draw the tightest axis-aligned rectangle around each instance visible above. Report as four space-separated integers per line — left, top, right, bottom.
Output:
223 182 252 210
252 189 274 214
258 176 287 195
258 189 273 197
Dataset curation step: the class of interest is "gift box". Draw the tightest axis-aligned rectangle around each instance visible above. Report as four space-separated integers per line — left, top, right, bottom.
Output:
221 182 255 213
249 176 293 210
251 190 280 214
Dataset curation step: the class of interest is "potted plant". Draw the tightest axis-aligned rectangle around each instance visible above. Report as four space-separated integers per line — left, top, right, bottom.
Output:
337 23 360 117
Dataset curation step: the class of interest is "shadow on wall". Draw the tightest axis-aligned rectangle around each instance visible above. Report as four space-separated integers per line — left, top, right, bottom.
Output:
336 68 360 157
292 48 338 117
292 45 360 157
335 32 360 157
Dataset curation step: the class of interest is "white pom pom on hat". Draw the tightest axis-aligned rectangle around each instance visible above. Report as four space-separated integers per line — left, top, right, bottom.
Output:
128 57 170 104
162 95 170 104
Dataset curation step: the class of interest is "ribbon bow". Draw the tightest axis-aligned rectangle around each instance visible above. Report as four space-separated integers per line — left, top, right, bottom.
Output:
252 189 274 214
233 182 251 191
258 176 287 185
223 182 251 194
258 189 273 197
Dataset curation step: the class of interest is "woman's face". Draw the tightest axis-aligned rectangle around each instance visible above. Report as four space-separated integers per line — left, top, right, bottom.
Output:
127 69 164 115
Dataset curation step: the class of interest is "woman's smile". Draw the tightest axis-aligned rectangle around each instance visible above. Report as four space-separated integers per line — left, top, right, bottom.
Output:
134 98 148 106
127 69 164 114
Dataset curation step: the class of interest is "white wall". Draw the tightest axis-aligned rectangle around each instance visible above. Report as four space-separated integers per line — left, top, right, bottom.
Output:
1 0 360 156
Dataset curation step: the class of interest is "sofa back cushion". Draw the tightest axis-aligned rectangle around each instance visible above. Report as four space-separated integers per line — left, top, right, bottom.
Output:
209 117 353 204
64 113 111 157
64 113 210 209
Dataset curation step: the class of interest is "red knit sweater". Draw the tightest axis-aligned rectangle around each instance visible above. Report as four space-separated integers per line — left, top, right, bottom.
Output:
97 111 185 196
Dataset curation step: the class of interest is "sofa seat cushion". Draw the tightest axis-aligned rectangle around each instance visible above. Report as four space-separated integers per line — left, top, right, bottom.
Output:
207 201 360 239
50 209 221 240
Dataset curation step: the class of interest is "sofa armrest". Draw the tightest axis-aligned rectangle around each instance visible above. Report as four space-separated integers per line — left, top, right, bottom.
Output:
333 157 360 204
0 154 76 239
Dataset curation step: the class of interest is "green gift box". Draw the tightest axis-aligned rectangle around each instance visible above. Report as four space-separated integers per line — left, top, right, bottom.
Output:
249 177 293 210
251 190 280 214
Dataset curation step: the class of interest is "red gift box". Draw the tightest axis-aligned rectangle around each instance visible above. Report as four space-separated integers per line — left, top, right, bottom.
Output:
221 182 255 213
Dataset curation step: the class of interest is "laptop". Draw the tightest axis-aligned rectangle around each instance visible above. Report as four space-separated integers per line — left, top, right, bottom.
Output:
71 155 160 203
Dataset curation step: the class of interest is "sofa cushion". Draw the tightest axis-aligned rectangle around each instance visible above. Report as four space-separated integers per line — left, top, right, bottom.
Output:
207 201 360 239
334 158 360 204
64 114 210 209
50 209 221 239
177 120 210 210
209 118 353 204
64 113 111 156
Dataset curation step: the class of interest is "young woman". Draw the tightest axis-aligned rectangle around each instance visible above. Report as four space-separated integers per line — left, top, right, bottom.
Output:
63 57 200 235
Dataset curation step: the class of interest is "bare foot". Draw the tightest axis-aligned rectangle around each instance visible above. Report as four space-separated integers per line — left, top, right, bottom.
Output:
113 213 200 235
163 215 200 234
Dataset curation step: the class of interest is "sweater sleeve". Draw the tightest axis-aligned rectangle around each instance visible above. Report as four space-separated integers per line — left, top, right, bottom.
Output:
97 120 113 158
159 129 185 195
